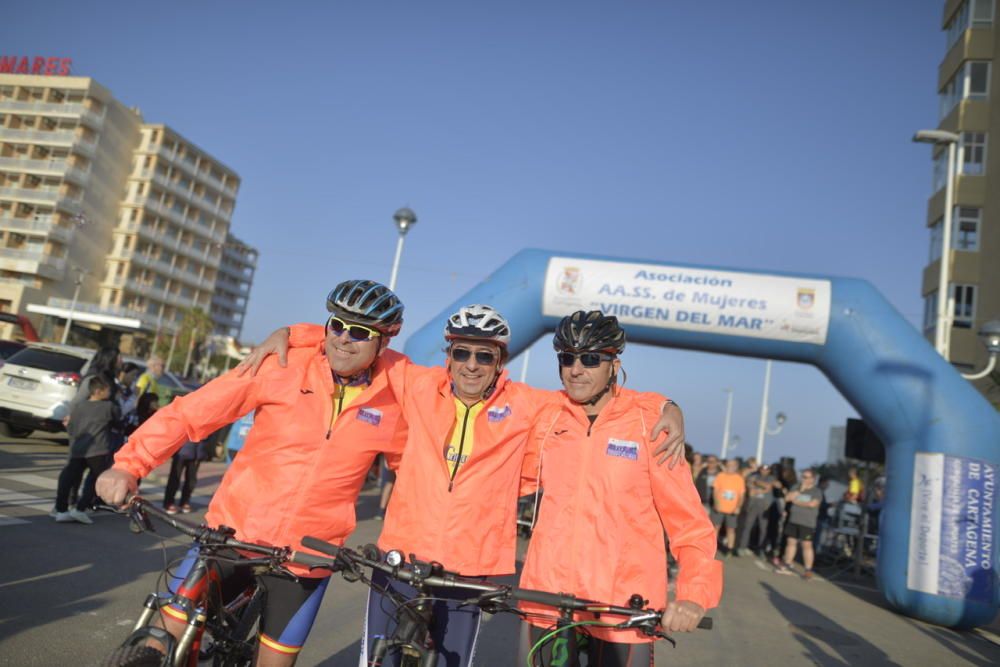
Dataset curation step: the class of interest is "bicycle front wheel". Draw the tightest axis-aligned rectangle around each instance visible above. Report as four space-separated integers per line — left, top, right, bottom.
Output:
103 644 168 667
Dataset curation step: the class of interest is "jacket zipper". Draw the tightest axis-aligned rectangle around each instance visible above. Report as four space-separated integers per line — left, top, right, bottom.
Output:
448 403 475 492
326 384 346 439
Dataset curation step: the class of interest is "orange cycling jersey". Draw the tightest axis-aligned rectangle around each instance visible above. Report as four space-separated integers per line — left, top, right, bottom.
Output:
112 345 408 576
519 388 723 643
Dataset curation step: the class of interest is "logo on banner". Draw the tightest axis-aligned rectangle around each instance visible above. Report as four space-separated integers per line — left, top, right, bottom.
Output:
356 407 382 426
797 288 815 310
557 267 582 295
606 438 639 461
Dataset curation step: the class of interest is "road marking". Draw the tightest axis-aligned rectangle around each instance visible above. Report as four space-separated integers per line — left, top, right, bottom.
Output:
0 473 58 490
0 563 91 588
0 488 53 511
0 515 28 526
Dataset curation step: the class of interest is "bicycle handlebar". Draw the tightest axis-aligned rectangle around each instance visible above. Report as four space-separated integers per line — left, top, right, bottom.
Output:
295 536 712 632
104 496 293 562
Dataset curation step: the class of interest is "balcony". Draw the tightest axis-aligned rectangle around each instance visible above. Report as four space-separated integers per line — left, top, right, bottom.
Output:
116 220 221 269
0 186 59 204
0 128 76 145
117 278 198 310
0 215 76 243
0 157 65 175
210 290 246 311
0 101 107 128
129 196 226 243
0 246 66 279
112 247 215 290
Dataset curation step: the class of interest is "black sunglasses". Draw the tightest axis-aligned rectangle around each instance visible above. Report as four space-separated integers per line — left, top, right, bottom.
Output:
450 347 497 365
557 351 615 368
327 316 382 342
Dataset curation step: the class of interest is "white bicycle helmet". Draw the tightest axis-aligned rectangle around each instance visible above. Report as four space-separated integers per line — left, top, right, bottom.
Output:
444 304 511 348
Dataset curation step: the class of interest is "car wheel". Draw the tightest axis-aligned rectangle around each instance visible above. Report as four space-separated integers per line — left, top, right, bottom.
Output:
0 422 34 438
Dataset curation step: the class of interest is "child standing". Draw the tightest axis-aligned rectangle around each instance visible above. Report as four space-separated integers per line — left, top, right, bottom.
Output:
54 376 120 524
163 438 209 514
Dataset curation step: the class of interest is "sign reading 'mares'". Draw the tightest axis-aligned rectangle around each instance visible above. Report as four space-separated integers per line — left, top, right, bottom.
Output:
542 256 832 345
0 56 73 76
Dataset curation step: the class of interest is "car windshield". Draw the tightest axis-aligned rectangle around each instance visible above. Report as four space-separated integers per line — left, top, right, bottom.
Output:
4 348 86 373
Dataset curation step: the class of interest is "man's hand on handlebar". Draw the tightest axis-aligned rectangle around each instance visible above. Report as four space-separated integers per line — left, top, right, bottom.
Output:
660 600 706 633
96 468 139 507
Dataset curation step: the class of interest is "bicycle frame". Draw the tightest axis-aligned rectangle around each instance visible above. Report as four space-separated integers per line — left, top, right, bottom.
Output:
102 498 304 667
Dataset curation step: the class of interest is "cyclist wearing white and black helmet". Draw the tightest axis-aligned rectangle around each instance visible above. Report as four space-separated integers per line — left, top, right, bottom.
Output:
98 279 410 667
241 305 687 667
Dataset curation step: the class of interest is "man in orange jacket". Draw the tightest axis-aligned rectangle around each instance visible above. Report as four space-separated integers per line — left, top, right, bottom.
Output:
242 306 686 666
518 310 723 666
96 280 409 667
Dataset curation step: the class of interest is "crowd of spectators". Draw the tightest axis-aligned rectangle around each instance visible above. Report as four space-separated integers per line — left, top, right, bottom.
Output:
686 446 885 580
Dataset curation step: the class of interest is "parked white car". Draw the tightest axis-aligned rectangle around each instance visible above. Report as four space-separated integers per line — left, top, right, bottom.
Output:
0 343 197 438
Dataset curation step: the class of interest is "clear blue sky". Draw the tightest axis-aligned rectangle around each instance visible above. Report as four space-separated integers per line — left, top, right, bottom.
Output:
5 1 945 466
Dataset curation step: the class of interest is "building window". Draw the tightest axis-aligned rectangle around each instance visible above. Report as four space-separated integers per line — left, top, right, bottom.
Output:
924 291 939 334
960 131 987 175
946 0 996 49
952 284 977 328
939 61 991 117
929 207 981 260
929 219 943 262
954 207 981 250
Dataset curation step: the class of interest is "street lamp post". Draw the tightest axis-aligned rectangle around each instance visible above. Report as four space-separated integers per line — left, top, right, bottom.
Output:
913 129 961 359
388 207 417 291
754 360 787 463
721 388 734 458
61 267 86 344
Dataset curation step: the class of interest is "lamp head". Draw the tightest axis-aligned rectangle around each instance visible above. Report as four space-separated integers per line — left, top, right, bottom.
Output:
393 207 417 235
912 129 961 145
775 412 787 426
978 319 1000 354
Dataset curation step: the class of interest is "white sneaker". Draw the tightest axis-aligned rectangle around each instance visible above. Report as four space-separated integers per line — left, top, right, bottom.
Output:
68 508 93 524
54 511 75 523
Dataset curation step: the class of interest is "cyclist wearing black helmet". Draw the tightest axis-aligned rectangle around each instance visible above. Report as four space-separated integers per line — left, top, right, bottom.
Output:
240 307 687 666
517 310 721 666
97 279 409 667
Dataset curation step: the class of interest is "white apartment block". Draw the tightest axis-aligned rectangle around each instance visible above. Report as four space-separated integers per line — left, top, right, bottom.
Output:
0 73 256 342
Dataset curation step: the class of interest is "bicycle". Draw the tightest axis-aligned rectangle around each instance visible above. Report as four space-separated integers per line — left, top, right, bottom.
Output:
297 535 712 667
99 497 329 667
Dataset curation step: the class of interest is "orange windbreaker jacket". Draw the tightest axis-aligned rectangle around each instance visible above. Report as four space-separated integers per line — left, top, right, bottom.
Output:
519 388 723 643
378 364 558 576
113 345 408 576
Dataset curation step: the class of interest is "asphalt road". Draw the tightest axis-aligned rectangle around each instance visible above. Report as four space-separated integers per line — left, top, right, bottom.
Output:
1 435 999 666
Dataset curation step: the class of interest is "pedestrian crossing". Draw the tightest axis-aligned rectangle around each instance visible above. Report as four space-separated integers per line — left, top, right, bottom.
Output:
0 468 213 527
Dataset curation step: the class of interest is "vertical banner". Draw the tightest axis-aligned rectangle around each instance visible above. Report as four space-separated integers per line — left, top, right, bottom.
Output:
542 257 831 345
909 453 997 603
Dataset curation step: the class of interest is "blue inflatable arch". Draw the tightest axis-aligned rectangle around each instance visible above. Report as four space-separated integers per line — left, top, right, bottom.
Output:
403 248 1000 629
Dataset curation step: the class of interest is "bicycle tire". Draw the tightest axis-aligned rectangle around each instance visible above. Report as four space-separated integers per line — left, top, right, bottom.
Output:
212 587 264 667
102 644 168 667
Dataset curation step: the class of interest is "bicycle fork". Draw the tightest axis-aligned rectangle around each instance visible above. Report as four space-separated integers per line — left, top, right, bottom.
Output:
369 598 438 667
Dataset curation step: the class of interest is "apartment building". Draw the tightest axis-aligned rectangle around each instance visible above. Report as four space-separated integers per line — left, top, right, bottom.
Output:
0 72 256 342
922 0 999 399
211 232 257 339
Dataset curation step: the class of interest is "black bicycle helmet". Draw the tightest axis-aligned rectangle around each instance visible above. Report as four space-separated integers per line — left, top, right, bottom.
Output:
326 279 404 336
552 310 626 355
